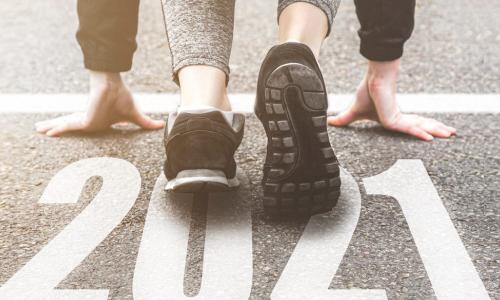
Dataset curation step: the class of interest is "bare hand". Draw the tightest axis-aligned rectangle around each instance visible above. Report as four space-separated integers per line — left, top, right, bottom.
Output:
35 72 164 137
328 59 456 141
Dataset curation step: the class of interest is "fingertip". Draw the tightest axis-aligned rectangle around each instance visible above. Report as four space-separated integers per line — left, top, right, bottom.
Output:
327 116 341 126
139 117 165 130
434 130 452 139
146 119 165 129
417 135 433 141
34 122 44 130
327 112 354 127
45 130 59 137
409 127 434 141
35 125 50 133
153 119 166 128
434 125 457 138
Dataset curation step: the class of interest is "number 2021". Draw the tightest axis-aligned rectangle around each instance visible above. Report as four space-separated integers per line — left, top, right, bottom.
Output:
0 157 491 300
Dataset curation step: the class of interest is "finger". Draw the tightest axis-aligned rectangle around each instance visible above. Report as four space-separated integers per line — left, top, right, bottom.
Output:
45 119 85 137
328 110 358 127
437 123 457 136
131 112 165 130
423 118 457 136
421 123 452 138
35 121 55 133
419 119 457 138
35 119 61 133
443 125 457 135
406 126 434 141
389 121 434 141
35 114 83 133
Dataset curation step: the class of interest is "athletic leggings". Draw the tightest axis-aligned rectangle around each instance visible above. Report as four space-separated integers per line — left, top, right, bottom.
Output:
76 0 414 82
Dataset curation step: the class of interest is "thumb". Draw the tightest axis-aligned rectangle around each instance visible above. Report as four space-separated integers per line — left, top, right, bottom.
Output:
328 110 357 127
131 112 165 130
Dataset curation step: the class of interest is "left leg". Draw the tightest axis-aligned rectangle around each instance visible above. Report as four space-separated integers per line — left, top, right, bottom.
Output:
161 0 245 192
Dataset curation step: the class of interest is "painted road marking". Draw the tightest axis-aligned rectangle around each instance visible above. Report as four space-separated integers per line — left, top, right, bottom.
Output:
364 160 490 300
272 169 387 300
0 93 498 113
0 158 141 299
134 168 253 299
0 158 491 299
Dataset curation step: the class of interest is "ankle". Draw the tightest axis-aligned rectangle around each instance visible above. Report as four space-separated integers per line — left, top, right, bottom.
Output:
178 65 230 110
278 2 328 58
180 93 231 111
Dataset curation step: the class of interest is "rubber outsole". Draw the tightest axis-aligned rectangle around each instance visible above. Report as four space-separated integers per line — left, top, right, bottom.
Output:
165 169 240 193
259 62 341 216
168 181 235 193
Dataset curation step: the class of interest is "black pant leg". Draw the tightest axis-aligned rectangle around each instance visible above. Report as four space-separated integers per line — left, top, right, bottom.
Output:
76 0 140 72
354 0 415 61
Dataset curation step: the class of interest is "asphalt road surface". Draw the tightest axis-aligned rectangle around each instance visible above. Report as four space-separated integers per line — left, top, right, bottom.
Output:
0 0 499 299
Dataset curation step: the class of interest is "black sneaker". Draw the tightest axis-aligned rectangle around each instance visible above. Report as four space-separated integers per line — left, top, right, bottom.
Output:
163 110 245 193
255 42 341 216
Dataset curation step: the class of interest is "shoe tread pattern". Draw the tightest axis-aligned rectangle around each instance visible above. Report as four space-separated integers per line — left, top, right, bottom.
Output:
260 63 341 216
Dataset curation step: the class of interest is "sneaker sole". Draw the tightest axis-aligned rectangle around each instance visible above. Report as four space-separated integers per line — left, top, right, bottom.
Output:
259 62 341 216
165 169 240 193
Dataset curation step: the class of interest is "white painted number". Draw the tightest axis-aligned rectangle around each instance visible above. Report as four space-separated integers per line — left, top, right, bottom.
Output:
133 170 253 299
363 159 490 300
271 169 387 300
1 158 490 300
0 157 141 300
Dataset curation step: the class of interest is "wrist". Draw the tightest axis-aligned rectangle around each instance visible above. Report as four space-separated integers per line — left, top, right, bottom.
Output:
89 71 123 91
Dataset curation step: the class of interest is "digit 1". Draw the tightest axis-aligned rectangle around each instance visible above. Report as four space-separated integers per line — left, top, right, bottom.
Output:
363 159 490 300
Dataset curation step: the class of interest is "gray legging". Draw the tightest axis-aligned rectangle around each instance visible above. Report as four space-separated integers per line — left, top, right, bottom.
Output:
162 0 340 83
76 0 340 82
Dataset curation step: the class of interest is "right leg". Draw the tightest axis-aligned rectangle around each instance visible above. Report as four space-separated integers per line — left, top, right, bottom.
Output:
255 0 341 216
161 0 245 192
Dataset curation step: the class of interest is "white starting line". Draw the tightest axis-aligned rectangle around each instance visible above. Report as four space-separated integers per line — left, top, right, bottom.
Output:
0 93 498 114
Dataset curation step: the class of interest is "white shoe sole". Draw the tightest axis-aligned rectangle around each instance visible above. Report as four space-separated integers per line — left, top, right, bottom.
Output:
165 169 240 193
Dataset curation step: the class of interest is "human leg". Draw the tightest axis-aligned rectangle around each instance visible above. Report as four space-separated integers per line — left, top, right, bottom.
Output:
161 0 245 192
278 2 331 57
254 0 341 216
162 0 235 110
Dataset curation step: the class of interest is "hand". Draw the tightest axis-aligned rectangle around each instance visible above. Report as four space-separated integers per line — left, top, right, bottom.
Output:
328 59 456 141
35 71 164 137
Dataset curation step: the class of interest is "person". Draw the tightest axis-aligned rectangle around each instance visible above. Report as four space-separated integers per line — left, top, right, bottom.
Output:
34 0 455 216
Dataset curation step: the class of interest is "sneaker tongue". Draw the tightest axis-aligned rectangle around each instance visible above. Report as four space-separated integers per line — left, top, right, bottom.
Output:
177 105 234 127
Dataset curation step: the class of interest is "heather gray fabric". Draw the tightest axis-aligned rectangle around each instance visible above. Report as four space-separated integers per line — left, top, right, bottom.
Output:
161 0 340 84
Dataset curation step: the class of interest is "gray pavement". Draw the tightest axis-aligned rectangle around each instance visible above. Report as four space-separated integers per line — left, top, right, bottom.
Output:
0 0 499 299
0 114 498 299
